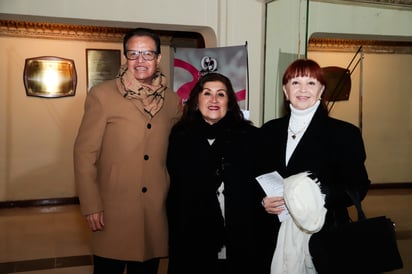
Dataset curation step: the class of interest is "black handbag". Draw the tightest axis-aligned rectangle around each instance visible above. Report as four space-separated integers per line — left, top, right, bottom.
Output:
309 191 403 274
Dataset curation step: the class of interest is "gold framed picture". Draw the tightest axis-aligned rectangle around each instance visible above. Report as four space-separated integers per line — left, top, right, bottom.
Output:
23 56 77 98
86 49 121 91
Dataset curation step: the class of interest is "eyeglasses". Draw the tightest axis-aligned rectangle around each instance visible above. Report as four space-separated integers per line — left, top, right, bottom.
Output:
125 50 158 61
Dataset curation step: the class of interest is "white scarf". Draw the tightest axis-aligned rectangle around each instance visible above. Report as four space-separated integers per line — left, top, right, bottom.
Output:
271 172 327 274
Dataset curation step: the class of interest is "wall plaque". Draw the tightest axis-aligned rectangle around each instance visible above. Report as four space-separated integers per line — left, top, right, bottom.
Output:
86 49 121 91
23 56 77 98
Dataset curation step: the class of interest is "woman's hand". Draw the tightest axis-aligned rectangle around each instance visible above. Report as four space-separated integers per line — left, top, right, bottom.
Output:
262 196 285 215
85 211 104 232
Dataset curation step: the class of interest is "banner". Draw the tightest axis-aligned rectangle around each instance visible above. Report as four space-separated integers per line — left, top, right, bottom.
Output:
173 45 248 110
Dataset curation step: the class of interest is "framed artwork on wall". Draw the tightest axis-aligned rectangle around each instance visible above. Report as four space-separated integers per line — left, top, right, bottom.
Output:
23 56 77 98
86 49 121 91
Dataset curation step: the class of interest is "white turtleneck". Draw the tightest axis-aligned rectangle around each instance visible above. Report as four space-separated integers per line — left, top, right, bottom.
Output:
285 100 320 165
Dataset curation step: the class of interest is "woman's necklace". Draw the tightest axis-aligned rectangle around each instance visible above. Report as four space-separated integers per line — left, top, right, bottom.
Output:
288 102 317 140
288 124 308 140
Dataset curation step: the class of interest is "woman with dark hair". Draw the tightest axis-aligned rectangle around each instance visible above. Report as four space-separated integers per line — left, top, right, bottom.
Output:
259 59 370 273
166 72 269 274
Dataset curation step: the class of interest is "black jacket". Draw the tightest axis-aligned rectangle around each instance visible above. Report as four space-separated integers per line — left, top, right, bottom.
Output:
258 104 371 269
166 113 269 274
260 105 370 217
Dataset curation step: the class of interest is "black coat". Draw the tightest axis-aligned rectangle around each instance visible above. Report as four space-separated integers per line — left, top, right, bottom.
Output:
258 104 371 272
166 114 269 274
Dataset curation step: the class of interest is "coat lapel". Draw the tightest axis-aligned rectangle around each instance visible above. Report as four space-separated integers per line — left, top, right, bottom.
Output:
286 106 327 173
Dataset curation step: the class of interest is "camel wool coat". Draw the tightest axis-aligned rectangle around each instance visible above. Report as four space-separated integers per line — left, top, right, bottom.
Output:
73 78 181 261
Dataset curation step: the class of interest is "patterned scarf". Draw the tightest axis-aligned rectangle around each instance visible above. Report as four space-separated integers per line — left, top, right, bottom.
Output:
117 64 167 117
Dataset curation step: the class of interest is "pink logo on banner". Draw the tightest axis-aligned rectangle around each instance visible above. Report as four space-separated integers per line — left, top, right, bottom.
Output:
173 45 248 109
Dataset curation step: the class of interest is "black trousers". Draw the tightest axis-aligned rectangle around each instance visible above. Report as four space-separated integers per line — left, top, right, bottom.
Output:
93 255 159 274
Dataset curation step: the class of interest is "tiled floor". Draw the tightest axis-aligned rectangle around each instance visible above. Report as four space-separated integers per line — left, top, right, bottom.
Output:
0 188 411 274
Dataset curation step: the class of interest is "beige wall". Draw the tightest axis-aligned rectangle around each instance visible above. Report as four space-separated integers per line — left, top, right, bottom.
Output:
0 36 124 200
308 1 412 183
264 0 412 122
308 51 412 184
0 0 266 123
0 0 411 201
0 0 266 201
0 32 181 201
265 0 412 185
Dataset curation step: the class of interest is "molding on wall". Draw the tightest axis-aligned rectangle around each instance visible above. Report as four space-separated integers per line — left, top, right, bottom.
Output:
0 19 127 42
0 255 93 273
0 197 79 208
1 183 411 208
341 0 412 8
0 19 203 47
314 0 412 9
370 182 412 189
308 38 412 54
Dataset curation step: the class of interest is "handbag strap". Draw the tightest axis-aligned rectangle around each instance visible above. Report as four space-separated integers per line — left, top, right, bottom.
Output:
345 190 367 221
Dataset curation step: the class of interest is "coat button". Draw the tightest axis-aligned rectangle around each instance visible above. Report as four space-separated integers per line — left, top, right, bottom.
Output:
147 123 152 129
144 155 149 160
142 187 147 193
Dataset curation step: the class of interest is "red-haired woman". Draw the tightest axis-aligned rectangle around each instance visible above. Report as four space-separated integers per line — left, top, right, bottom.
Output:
259 59 370 273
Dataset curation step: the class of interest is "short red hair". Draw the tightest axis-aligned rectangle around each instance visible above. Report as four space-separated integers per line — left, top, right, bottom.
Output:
282 59 326 87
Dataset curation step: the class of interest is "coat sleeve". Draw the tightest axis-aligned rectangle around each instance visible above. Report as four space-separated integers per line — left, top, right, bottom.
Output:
340 124 370 202
73 88 106 216
322 123 371 208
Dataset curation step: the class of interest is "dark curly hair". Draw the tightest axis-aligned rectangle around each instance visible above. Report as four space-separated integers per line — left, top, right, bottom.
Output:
178 72 249 125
